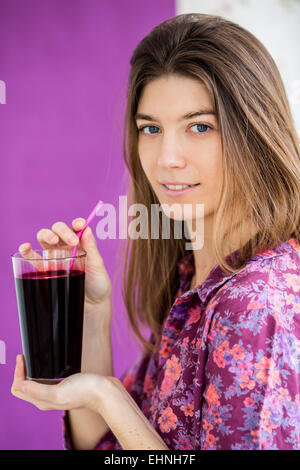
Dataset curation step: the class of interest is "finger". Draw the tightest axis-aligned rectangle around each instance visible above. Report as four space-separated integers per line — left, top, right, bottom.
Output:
11 355 26 395
10 357 58 409
80 226 104 271
11 360 42 405
36 228 59 248
17 243 45 272
11 385 57 410
72 218 86 232
51 221 79 247
21 380 61 405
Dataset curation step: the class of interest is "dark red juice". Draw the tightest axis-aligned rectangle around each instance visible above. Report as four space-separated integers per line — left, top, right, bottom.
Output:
14 269 85 381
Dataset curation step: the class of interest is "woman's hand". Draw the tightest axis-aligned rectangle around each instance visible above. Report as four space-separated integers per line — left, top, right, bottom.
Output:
11 355 113 413
11 355 169 450
18 217 112 316
17 216 114 383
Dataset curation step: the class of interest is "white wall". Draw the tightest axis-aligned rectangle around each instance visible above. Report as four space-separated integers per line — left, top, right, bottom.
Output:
176 0 300 137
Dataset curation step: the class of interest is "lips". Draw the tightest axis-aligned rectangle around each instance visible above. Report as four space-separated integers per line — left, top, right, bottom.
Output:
160 182 200 186
163 183 199 188
161 182 200 197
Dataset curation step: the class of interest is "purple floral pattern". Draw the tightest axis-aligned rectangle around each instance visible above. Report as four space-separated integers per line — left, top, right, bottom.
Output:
63 238 300 450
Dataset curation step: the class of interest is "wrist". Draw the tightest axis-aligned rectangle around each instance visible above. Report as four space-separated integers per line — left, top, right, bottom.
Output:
92 377 169 450
85 295 111 311
84 298 112 325
93 375 120 415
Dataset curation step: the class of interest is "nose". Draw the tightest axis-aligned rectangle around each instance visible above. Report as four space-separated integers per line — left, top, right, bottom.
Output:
157 133 187 169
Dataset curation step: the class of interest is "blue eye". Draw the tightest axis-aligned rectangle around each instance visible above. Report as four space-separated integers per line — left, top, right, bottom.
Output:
190 123 211 134
137 123 211 135
138 125 160 135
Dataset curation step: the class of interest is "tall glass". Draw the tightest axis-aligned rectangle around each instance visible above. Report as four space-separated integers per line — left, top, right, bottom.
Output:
11 248 86 384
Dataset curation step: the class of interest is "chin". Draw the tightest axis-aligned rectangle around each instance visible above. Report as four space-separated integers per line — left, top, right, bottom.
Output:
158 201 204 222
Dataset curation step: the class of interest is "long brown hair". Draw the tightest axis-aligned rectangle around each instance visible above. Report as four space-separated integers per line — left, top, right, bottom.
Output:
118 13 300 355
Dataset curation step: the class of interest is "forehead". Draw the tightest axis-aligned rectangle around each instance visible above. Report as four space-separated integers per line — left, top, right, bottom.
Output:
137 74 213 113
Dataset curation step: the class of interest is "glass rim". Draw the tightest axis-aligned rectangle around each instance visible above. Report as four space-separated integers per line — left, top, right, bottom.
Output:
11 248 87 261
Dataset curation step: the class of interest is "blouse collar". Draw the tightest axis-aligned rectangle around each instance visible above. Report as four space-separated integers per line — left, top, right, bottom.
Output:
177 237 299 305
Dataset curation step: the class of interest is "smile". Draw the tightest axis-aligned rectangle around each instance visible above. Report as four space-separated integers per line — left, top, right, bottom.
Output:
161 183 200 196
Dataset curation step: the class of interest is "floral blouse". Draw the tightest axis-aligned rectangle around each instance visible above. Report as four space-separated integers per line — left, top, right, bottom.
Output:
63 238 300 450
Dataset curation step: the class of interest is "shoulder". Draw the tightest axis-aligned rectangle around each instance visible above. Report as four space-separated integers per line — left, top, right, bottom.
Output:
205 239 300 334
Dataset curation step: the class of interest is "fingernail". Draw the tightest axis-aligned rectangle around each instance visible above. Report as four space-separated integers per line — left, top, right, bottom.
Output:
19 244 29 253
75 219 85 227
49 234 58 242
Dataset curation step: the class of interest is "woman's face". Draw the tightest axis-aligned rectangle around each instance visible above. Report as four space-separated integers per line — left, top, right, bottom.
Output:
136 74 223 221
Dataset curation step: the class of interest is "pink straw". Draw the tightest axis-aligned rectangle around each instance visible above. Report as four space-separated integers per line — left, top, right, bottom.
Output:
70 200 103 270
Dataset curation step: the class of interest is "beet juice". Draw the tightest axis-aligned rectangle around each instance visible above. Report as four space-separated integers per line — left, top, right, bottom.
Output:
14 268 85 382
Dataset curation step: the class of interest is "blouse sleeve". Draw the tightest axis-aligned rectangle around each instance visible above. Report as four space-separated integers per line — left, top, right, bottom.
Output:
62 351 145 450
199 306 300 450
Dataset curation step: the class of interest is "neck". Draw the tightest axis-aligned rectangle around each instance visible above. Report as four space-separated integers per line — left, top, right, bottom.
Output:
186 213 258 289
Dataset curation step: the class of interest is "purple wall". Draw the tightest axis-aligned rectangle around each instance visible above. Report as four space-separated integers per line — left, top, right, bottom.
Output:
0 0 175 450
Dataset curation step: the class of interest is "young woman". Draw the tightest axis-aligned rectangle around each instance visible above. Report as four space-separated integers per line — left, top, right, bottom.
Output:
11 13 300 450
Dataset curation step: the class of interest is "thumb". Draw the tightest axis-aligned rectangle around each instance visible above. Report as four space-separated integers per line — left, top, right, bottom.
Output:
20 380 57 402
80 226 104 271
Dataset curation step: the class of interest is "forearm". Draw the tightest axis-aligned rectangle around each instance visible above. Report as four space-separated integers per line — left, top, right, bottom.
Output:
67 408 110 450
81 298 114 376
68 299 114 450
97 379 169 450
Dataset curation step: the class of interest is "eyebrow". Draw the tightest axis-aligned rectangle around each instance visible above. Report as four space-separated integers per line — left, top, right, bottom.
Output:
135 109 216 122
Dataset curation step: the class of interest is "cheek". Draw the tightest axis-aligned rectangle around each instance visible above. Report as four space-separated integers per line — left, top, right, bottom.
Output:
138 143 154 179
196 139 223 187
